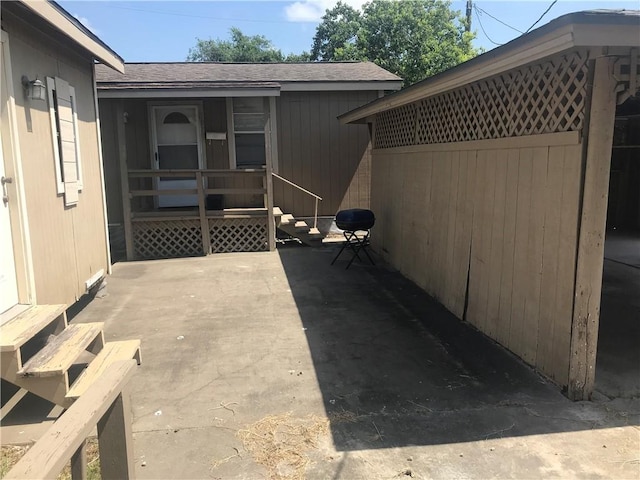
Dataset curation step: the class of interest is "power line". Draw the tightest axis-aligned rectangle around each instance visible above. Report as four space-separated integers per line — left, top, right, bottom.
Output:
105 4 296 25
473 8 503 46
524 0 558 33
474 5 523 34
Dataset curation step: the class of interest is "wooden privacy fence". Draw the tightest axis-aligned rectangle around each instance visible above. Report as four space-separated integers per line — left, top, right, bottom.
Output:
122 169 275 259
5 360 137 480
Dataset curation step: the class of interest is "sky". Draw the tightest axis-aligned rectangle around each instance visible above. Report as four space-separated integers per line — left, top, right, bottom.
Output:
58 0 640 62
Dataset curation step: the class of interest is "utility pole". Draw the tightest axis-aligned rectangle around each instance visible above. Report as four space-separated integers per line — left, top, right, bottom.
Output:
465 0 472 32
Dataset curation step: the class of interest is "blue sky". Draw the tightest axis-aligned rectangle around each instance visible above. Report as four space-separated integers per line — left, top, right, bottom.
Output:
59 0 640 62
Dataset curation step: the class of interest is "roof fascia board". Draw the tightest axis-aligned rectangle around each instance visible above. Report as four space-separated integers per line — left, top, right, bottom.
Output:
572 23 640 47
20 1 124 73
339 25 577 124
98 89 281 99
280 81 402 91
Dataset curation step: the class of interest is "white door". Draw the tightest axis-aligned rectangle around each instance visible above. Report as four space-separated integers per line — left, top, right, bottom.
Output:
0 42 19 313
151 106 203 208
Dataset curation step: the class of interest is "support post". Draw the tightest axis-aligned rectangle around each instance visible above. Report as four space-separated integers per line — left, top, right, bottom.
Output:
196 171 211 255
70 440 87 480
264 113 276 251
116 100 134 261
97 389 135 480
568 55 617 401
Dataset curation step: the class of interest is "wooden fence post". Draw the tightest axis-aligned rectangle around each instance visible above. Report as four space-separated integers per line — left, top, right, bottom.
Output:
97 389 135 480
568 55 617 400
265 115 276 251
70 440 87 480
116 100 134 261
196 171 211 255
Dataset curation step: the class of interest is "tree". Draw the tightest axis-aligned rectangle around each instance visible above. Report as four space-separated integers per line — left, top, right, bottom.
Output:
311 2 362 61
311 0 479 86
187 27 285 62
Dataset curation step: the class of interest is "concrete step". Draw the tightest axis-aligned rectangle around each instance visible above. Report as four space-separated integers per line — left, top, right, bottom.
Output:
18 323 105 377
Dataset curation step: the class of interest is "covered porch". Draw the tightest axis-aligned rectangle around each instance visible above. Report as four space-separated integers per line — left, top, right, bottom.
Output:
121 168 276 260
99 90 281 260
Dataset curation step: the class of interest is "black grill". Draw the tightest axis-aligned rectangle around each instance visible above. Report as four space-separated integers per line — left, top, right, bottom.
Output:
335 208 375 231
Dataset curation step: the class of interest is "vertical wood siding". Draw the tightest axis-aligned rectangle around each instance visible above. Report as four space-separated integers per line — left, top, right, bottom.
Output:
5 15 109 305
275 91 378 217
371 136 582 386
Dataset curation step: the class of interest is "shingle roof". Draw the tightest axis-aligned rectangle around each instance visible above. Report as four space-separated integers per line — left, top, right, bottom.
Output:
96 62 402 88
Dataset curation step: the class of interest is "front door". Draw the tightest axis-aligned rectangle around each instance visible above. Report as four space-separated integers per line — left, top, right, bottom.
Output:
151 105 203 208
0 41 19 313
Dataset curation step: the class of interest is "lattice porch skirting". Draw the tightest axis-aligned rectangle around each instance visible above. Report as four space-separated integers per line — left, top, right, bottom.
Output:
132 219 204 259
132 217 269 259
209 217 268 253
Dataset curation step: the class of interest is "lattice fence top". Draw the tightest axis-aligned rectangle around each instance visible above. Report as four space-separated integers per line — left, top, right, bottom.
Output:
375 50 589 148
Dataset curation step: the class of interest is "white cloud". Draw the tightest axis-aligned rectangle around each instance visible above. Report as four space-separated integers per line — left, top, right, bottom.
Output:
73 14 100 35
284 0 367 23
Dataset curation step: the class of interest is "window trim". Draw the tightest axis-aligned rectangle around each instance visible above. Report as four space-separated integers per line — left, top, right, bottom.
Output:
227 97 268 170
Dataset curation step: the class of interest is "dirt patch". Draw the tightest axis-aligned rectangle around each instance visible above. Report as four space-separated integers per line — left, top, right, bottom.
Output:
1 439 100 479
237 413 329 480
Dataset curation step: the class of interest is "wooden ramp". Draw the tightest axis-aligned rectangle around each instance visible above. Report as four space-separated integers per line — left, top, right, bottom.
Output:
0 305 141 409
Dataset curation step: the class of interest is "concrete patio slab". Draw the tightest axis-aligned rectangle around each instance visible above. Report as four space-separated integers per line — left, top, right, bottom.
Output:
50 245 640 478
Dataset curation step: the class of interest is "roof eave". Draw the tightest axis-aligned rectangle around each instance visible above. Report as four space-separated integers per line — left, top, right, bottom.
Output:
339 13 640 125
21 0 124 73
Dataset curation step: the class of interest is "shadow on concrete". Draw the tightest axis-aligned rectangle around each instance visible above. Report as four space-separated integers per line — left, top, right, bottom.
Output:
277 243 639 451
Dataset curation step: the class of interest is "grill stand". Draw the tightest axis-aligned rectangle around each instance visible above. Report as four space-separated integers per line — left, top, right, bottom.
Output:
330 230 375 269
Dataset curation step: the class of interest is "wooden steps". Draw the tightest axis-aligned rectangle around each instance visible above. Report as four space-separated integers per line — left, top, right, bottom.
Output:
66 339 141 400
294 221 309 232
279 214 295 226
1 304 141 409
0 305 66 352
18 323 104 377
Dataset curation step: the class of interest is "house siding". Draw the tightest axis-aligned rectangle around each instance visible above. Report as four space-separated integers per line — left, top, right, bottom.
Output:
2 11 109 305
275 90 376 217
100 90 378 223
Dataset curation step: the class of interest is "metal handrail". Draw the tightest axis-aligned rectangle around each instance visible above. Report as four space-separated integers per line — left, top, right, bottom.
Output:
272 173 323 229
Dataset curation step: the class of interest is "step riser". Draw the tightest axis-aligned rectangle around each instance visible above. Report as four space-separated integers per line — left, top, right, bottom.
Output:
2 367 71 407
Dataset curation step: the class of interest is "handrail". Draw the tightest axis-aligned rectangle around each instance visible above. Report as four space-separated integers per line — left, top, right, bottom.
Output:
5 360 137 480
272 173 323 230
272 173 322 200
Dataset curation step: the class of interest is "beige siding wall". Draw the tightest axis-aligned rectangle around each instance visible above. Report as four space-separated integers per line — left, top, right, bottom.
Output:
371 133 582 386
3 14 109 305
275 90 377 217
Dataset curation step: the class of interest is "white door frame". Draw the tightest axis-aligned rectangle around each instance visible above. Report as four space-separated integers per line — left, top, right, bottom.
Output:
148 102 205 208
0 31 36 306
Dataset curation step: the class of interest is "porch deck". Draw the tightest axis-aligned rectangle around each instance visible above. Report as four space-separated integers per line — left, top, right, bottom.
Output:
119 168 276 259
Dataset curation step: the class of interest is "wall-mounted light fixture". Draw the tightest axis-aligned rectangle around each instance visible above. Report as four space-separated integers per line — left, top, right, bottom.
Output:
21 75 46 102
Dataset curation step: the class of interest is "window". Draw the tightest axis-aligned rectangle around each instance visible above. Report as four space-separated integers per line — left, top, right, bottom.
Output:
47 77 82 206
228 97 266 169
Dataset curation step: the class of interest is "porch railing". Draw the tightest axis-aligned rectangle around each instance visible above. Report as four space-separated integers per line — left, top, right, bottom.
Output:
5 360 136 480
120 168 275 259
272 173 323 229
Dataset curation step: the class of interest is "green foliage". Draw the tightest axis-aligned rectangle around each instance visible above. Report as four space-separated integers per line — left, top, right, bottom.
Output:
187 27 285 62
311 0 479 86
311 2 362 61
284 51 313 62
